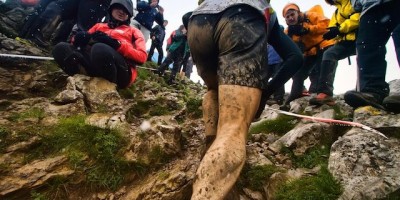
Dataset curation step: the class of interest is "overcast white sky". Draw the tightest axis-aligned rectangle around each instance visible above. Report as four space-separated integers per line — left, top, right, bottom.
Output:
154 0 399 95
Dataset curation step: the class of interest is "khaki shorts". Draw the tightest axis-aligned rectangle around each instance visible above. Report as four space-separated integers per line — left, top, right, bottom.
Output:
187 5 268 89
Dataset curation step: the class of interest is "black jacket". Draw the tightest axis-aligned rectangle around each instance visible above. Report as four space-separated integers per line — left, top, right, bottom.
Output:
150 24 166 45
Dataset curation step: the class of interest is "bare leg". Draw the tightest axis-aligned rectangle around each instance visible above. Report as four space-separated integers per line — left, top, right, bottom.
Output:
192 85 261 200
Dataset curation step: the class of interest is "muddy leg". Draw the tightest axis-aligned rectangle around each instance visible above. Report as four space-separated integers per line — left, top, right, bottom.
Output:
192 85 261 200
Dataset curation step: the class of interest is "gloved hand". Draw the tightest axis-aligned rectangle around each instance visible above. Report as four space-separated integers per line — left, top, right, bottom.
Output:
288 24 309 36
92 31 121 50
323 26 341 40
73 31 91 48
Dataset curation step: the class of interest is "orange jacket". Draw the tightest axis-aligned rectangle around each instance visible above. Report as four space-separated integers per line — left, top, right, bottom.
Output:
285 6 335 56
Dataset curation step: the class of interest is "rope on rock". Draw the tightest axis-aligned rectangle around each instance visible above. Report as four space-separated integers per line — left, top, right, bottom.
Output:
0 53 158 71
266 107 388 139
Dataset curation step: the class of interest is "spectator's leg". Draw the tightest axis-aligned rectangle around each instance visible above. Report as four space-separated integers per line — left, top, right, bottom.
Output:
90 43 130 88
155 44 164 65
356 7 391 98
147 42 156 62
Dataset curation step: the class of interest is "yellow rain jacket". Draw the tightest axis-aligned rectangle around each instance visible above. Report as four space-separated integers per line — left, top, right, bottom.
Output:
329 0 360 41
286 5 335 56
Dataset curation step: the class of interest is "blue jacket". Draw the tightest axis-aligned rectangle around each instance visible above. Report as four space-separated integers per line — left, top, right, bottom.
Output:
267 44 282 65
134 1 164 30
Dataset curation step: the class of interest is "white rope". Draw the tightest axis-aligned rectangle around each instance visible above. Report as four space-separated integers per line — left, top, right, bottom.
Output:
266 107 388 139
0 53 158 71
0 53 54 60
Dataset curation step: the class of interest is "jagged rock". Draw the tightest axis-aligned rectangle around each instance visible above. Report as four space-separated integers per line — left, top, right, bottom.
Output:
246 144 273 166
352 106 400 136
85 113 129 132
69 74 123 113
257 104 280 121
242 188 264 200
125 121 182 165
0 155 73 197
269 109 336 155
329 128 400 199
122 158 197 200
287 96 311 113
5 136 39 153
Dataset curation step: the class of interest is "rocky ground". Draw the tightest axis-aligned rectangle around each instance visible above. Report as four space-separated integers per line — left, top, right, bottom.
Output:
1 2 400 199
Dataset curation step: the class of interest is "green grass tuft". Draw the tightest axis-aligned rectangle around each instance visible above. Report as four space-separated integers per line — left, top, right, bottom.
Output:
186 97 202 119
249 115 298 136
275 165 342 200
25 115 137 190
239 164 283 191
8 107 45 122
282 145 330 169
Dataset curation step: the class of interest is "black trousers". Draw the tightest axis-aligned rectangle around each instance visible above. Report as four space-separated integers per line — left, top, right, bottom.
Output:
148 41 164 65
52 42 131 88
356 0 400 98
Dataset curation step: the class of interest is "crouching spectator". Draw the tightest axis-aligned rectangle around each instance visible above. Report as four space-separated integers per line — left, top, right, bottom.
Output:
52 0 147 88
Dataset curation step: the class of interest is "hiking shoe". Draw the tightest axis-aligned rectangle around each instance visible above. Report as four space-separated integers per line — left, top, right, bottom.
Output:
344 90 385 110
383 95 400 113
309 93 335 106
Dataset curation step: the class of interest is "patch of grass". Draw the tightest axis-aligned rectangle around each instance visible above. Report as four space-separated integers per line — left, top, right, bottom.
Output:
186 97 202 119
239 164 283 191
275 165 342 200
43 60 61 72
332 105 348 120
126 96 178 120
282 145 330 169
149 104 170 116
158 171 170 180
31 190 47 200
249 115 298 136
8 107 45 122
118 86 135 99
26 115 137 190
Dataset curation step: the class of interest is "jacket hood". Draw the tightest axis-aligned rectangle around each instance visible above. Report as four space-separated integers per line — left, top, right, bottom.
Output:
109 0 134 18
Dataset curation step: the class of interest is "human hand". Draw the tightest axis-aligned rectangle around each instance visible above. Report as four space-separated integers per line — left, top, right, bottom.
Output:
157 5 164 14
73 31 91 48
323 26 340 40
288 24 309 36
92 31 120 50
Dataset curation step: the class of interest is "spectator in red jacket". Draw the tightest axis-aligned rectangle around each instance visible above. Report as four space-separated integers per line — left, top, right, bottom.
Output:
52 0 147 88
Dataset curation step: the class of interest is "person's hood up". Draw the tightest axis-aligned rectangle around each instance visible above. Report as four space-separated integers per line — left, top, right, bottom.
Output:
109 0 134 18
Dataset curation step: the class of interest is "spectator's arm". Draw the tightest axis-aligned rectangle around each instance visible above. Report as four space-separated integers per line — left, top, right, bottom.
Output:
154 12 164 27
339 12 360 33
117 28 147 64
303 12 330 35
